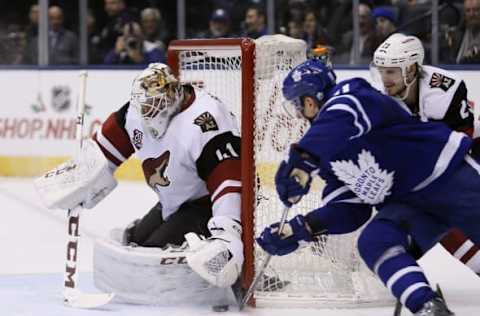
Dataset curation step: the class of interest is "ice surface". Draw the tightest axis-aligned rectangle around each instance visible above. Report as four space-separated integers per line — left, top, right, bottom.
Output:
1 178 479 316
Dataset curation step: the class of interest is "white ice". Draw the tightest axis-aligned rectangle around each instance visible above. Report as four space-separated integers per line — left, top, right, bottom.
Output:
1 177 479 316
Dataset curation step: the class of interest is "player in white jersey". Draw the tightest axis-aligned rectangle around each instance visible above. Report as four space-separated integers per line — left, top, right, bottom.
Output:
93 63 244 290
372 33 480 276
36 63 244 300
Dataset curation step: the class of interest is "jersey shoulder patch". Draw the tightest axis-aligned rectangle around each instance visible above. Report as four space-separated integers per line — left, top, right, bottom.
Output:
194 111 219 133
429 72 456 92
132 129 144 150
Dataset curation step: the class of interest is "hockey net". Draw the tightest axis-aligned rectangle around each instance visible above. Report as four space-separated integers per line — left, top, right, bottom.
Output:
167 35 391 308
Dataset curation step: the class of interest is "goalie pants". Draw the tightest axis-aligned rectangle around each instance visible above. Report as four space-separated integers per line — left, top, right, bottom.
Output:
129 196 212 247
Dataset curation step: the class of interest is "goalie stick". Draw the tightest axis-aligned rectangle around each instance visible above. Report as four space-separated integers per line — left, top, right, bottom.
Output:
63 70 114 308
239 206 290 310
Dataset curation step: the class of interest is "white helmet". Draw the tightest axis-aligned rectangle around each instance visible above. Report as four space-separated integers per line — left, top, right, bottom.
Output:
372 33 424 100
373 33 424 78
130 63 183 139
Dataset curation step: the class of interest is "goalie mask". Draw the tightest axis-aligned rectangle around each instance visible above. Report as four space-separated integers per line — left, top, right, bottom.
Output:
130 63 184 139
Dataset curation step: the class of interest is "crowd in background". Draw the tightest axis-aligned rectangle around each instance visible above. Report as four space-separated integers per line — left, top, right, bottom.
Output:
0 0 479 66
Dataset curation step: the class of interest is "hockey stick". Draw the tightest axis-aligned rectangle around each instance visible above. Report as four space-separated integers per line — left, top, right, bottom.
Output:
239 205 291 310
63 71 114 309
393 300 402 316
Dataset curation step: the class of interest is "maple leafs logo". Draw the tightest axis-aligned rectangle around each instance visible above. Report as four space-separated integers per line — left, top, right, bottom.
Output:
292 70 302 82
330 150 394 204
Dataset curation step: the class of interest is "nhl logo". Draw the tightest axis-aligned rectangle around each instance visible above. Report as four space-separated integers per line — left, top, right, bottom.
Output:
133 129 143 149
51 85 71 112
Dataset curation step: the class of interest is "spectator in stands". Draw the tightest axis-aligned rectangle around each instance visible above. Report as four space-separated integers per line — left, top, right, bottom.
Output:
372 6 397 42
288 20 304 39
196 8 233 39
99 0 136 58
25 4 38 42
335 2 378 64
456 0 480 63
395 0 430 42
88 9 104 64
303 10 331 50
104 22 165 65
0 24 26 64
288 0 307 24
141 8 166 51
23 5 79 65
242 5 267 39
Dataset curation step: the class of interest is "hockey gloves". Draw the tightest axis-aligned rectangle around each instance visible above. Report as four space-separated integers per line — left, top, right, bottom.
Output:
275 145 320 207
257 215 313 256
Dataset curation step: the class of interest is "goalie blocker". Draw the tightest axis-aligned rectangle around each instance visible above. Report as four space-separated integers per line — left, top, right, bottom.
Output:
34 139 117 210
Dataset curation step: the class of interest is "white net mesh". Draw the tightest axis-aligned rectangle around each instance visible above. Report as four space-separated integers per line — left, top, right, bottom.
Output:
170 35 392 308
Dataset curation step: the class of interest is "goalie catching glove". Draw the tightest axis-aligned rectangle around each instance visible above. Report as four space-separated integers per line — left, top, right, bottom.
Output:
34 139 117 210
185 216 243 288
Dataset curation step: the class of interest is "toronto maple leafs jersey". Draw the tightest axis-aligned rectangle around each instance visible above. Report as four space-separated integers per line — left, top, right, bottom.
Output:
93 86 242 221
298 78 473 234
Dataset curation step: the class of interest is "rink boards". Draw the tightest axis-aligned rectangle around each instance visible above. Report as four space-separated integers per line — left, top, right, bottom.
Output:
1 68 480 179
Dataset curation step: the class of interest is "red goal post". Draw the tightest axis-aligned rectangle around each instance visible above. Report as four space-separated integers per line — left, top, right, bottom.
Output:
168 38 257 296
167 35 392 308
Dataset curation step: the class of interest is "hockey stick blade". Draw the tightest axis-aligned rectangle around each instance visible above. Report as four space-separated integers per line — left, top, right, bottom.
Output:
64 289 115 309
239 206 291 310
393 299 402 316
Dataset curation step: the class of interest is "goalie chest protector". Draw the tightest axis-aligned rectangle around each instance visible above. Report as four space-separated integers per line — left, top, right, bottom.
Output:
124 88 240 219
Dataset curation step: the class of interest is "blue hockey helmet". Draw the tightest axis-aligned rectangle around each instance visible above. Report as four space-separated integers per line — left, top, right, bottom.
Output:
282 59 337 116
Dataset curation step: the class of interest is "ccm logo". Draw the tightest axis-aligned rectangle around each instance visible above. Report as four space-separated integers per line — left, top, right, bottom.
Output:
160 256 187 265
45 164 77 178
65 215 80 288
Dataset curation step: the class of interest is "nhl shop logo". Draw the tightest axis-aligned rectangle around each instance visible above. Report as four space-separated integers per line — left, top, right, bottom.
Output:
133 129 143 149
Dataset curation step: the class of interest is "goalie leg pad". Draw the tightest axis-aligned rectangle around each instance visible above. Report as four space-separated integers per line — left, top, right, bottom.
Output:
94 230 238 306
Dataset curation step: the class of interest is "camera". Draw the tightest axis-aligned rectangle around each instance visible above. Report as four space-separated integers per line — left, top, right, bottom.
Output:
126 37 140 50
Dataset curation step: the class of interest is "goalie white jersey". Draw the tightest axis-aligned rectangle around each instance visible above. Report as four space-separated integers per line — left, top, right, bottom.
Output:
93 86 242 220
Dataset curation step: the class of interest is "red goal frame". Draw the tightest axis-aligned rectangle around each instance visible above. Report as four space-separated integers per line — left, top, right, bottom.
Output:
167 38 257 301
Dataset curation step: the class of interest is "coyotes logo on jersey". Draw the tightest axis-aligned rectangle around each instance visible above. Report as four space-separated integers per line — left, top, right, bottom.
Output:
194 111 219 132
429 72 455 92
143 150 171 192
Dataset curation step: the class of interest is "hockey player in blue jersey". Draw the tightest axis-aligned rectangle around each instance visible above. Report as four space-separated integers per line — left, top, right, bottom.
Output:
256 59 480 315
